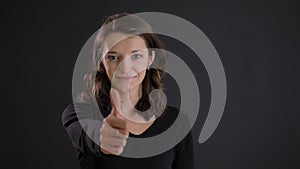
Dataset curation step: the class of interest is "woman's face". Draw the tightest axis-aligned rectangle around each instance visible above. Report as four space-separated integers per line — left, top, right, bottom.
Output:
102 33 155 93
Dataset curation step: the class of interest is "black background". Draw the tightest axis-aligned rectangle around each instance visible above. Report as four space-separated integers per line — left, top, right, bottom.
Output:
1 0 299 169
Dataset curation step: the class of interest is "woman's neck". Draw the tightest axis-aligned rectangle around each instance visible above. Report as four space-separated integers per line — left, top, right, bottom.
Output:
118 85 142 108
117 85 155 124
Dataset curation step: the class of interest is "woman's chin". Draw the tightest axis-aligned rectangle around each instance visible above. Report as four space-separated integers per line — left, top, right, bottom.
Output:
112 84 129 91
113 84 137 93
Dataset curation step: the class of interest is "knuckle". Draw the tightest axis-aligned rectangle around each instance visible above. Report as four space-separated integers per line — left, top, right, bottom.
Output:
116 147 124 155
99 127 104 133
121 139 127 147
100 135 107 143
100 144 108 151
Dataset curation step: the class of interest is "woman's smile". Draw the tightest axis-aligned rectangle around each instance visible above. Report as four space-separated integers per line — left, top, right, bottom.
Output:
115 75 137 81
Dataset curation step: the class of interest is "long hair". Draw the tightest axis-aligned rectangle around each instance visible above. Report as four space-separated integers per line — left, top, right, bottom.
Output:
78 13 168 120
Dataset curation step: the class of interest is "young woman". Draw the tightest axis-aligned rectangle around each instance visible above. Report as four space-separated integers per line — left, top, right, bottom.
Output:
62 13 194 169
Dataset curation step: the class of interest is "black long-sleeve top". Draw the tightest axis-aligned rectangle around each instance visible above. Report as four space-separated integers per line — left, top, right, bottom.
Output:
61 101 195 169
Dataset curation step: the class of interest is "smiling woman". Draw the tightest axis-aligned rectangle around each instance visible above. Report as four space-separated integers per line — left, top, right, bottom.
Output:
103 35 154 101
61 12 195 169
103 35 157 124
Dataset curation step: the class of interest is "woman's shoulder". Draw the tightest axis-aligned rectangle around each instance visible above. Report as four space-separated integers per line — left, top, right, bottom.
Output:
157 105 179 124
161 105 192 134
61 101 107 123
146 105 191 135
160 105 190 126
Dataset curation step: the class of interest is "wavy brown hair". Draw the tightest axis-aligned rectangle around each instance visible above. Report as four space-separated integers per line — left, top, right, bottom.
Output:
78 13 169 120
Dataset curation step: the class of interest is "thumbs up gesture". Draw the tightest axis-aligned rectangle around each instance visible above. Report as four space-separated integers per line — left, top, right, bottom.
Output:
100 88 129 155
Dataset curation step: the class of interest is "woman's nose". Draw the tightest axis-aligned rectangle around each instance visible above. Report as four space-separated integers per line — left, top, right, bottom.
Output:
117 57 133 73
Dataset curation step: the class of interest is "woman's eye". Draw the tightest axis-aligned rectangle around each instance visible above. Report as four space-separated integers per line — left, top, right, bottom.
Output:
132 54 143 59
107 55 119 61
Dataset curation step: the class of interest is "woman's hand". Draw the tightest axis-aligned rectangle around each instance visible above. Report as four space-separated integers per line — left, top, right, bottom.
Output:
99 88 129 155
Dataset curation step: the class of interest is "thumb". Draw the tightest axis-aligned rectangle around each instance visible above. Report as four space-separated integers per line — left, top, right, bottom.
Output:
110 88 122 117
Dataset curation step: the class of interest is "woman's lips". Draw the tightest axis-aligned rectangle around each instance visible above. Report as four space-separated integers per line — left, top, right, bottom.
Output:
115 75 137 81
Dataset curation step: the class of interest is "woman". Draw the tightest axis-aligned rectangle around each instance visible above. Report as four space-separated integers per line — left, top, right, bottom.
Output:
62 13 194 169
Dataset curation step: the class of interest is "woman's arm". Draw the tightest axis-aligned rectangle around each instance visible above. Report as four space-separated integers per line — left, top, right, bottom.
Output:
170 108 195 169
172 130 195 169
61 102 104 157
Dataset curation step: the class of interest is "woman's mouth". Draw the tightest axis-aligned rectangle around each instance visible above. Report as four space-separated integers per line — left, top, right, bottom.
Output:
115 75 137 81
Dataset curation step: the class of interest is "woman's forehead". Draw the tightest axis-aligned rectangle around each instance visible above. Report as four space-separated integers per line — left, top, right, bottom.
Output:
103 33 147 53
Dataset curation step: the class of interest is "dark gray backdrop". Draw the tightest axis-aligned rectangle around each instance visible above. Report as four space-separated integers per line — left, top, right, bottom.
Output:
1 0 299 169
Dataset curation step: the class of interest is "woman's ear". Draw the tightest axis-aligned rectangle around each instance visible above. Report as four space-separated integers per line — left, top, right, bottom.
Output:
148 50 156 68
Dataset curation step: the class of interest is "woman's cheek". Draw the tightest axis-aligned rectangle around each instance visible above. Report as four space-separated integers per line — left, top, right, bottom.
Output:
108 68 116 80
137 71 146 83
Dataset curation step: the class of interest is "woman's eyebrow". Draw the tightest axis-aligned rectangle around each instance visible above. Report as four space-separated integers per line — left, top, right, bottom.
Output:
107 51 118 54
107 49 146 54
131 49 147 53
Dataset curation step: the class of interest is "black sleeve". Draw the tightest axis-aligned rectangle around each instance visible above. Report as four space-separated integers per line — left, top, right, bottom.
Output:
171 109 195 169
61 102 104 157
172 130 195 169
